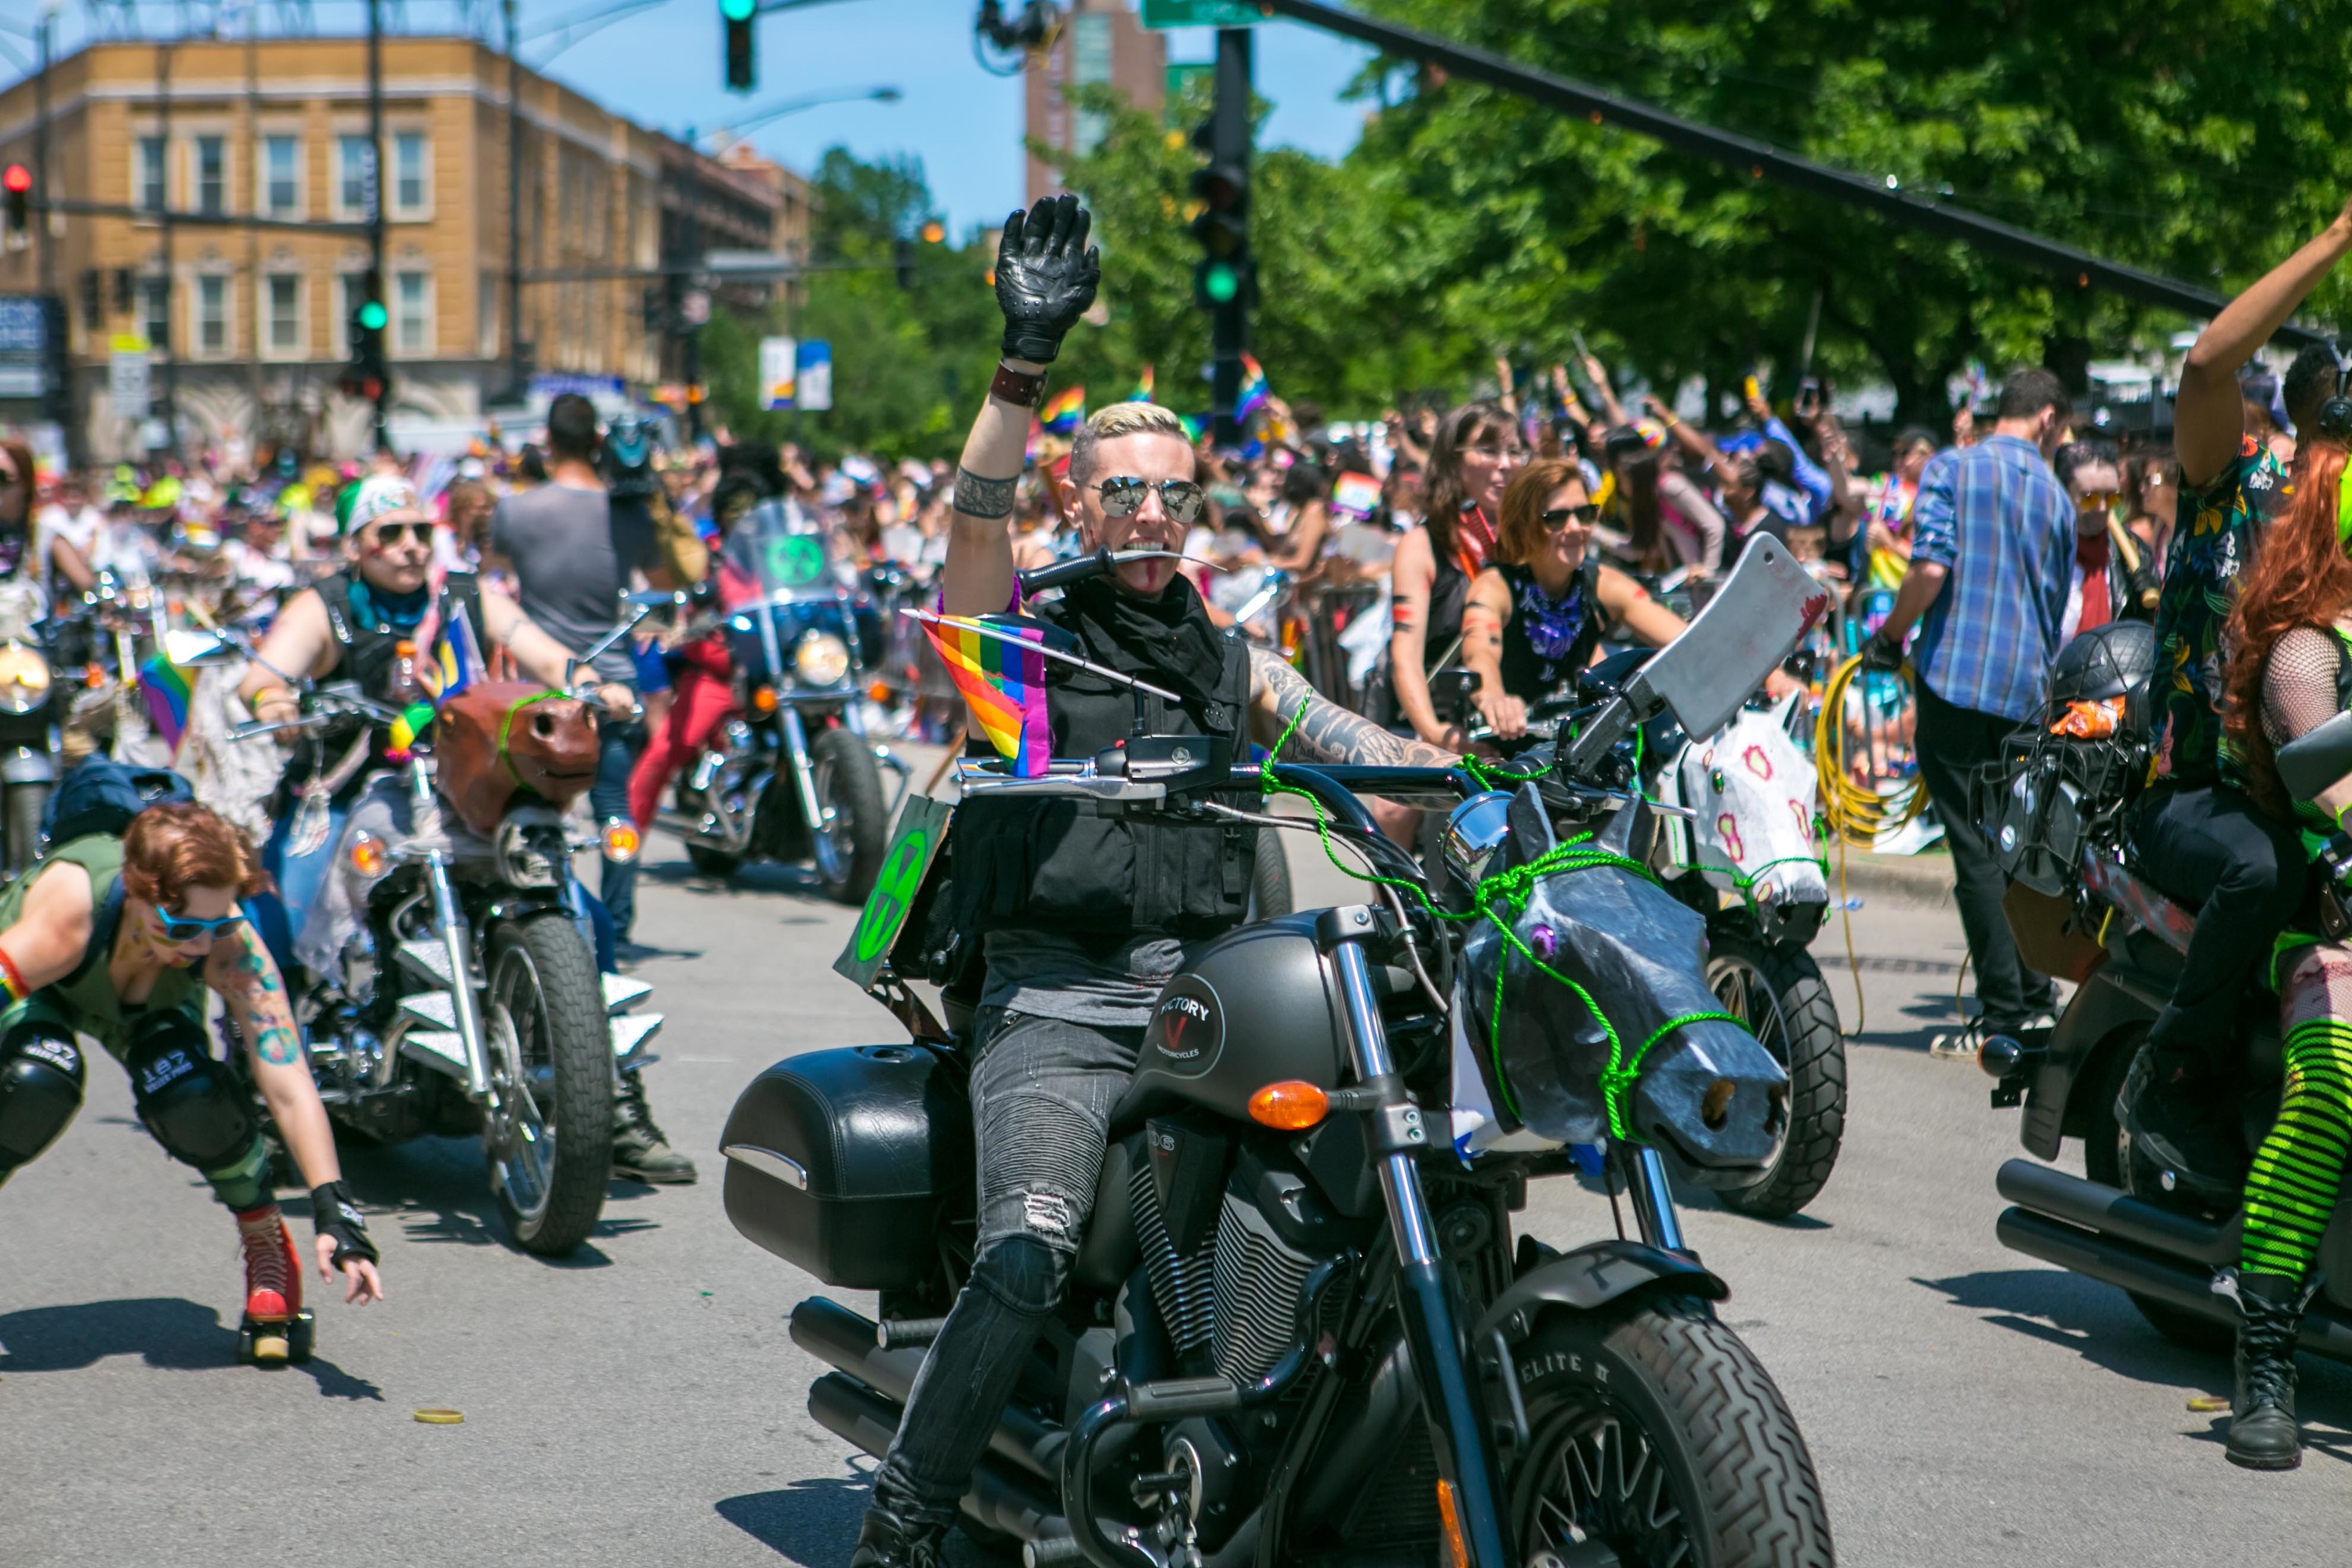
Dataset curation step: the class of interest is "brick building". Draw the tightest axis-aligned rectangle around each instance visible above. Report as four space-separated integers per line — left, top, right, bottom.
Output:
1024 0 1164 205
0 34 810 460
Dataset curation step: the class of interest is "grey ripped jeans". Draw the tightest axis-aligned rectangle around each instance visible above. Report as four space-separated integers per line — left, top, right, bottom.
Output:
869 1007 1142 1522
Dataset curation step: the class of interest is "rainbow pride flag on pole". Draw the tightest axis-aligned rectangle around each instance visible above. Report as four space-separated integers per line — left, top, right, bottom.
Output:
1236 354 1269 421
920 614 1053 777
137 652 195 753
1038 384 1086 436
1131 365 1155 404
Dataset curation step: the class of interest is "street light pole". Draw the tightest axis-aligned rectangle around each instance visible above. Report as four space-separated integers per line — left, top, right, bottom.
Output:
157 34 177 457
368 0 387 448
32 7 52 296
505 0 524 404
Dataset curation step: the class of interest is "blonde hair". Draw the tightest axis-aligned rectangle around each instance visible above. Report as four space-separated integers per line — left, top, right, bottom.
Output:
1069 401 1193 485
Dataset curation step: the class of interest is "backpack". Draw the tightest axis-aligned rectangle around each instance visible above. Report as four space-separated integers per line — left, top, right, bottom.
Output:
40 755 198 851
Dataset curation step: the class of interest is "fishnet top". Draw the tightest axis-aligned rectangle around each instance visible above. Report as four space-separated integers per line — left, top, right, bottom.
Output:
2260 626 2347 750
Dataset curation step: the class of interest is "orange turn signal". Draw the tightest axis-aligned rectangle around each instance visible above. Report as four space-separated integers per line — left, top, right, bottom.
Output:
83 662 104 688
349 832 387 879
1436 1480 1469 1568
869 680 893 702
1247 1080 1330 1131
752 685 779 713
602 818 641 864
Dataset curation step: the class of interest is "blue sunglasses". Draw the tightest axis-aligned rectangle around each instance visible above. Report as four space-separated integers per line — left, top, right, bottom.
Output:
156 907 246 942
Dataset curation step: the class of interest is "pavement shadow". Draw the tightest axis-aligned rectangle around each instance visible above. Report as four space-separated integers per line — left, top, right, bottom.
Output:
335 1133 659 1265
714 1475 871 1566
0 1297 384 1399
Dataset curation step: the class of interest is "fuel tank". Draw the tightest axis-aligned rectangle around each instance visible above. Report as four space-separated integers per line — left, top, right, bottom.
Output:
1115 913 1351 1127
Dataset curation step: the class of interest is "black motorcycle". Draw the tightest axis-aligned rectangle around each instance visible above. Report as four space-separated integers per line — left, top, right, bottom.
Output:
1979 621 2352 1357
722 539 1836 1567
670 499 902 903
0 578 57 872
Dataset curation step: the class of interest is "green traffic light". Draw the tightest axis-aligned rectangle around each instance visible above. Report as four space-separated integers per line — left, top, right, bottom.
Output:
720 0 757 20
1203 262 1239 304
358 301 387 332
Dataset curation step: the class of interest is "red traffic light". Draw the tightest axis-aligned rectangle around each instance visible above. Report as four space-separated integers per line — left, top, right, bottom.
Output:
2 165 30 195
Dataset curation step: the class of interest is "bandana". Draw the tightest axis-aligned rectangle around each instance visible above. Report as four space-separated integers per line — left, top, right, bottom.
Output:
344 474 420 535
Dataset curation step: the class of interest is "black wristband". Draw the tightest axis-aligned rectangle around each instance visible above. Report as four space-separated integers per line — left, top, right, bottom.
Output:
310 1180 379 1268
989 361 1046 408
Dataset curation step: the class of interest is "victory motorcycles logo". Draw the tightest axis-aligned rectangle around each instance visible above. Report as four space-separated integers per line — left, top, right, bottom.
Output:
1153 982 1223 1073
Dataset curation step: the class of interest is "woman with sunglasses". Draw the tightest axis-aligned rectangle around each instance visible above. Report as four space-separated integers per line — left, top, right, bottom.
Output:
1456 459 1695 740
0 800 384 1359
2053 438 2158 636
1387 401 1523 749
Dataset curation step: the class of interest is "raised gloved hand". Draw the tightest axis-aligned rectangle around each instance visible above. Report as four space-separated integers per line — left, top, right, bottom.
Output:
995 194 1101 365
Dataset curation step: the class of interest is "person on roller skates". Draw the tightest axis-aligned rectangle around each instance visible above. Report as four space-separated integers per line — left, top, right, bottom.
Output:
0 797 386 1362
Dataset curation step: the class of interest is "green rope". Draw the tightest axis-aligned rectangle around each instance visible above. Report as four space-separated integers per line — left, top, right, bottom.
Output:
495 690 566 786
1255 703 1744 1142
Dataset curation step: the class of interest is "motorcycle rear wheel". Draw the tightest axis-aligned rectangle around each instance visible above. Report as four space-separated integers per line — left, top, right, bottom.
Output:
483 913 614 1257
1706 929 1846 1218
1510 1294 1834 1568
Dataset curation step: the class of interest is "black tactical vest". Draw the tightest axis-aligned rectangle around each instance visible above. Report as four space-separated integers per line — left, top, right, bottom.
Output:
283 570 485 804
950 576 1256 947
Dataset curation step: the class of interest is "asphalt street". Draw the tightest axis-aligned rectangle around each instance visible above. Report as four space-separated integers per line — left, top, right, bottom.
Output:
4 814 2351 1566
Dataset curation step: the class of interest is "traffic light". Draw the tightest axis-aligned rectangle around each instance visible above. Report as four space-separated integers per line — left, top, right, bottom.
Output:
1192 29 1254 443
1188 155 1252 310
2 164 29 241
342 268 390 405
721 0 757 93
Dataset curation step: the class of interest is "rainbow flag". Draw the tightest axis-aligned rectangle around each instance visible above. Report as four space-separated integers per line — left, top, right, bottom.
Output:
1131 365 1155 404
920 615 1052 778
1178 413 1209 443
1236 354 1269 421
427 601 485 702
138 653 195 752
1038 384 1086 436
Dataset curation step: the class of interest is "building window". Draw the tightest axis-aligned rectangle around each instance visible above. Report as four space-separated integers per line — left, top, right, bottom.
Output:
195 136 227 216
265 274 301 356
263 136 299 217
393 131 428 217
136 136 165 212
141 277 169 354
394 270 430 356
337 134 373 220
196 275 227 357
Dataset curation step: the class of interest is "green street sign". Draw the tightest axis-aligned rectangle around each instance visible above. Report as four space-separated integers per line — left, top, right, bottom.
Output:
1141 0 1266 28
834 793 953 990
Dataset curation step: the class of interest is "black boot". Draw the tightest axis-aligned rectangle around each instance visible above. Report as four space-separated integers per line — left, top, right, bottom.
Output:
611 1072 698 1184
847 1491 949 1568
2218 1269 2310 1470
2122 1047 2245 1192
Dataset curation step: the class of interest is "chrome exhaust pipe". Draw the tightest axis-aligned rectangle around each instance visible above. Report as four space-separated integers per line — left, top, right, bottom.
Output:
1994 1159 2234 1265
789 1298 1066 1484
1995 1207 2352 1360
808 1373 1068 1549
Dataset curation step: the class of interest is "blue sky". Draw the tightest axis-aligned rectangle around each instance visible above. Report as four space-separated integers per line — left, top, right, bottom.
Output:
7 0 1377 236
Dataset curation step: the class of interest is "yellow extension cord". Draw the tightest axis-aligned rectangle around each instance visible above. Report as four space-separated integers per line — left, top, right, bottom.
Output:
1813 652 1932 1038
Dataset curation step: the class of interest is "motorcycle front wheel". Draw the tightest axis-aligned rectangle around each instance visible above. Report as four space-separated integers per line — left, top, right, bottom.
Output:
1707 927 1846 1218
482 913 613 1256
1509 1295 1835 1568
809 725 888 906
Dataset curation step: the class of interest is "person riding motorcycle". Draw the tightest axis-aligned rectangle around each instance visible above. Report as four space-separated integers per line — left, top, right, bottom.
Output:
0 798 385 1359
850 194 1457 1568
2205 428 2352 1468
2122 201 2352 1185
234 473 695 1185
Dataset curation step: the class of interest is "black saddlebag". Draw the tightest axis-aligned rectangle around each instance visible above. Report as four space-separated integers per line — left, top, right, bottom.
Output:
720 1044 971 1289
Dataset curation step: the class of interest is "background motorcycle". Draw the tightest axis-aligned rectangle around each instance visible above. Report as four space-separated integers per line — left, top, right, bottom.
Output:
233 672 664 1258
724 537 1836 1567
0 578 57 873
670 499 904 903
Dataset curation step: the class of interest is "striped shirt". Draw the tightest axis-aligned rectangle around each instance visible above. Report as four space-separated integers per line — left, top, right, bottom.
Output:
1907 434 2077 721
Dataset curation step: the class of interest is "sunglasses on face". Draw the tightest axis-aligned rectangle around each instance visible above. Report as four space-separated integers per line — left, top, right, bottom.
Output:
155 906 245 942
365 521 433 547
1097 477 1207 524
1541 504 1600 531
2074 491 2122 513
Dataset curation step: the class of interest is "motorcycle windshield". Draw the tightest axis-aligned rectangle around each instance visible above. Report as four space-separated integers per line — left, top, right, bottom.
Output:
725 499 837 606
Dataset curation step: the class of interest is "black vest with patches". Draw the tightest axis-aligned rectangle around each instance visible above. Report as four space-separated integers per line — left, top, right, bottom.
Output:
950 576 1256 948
282 570 485 806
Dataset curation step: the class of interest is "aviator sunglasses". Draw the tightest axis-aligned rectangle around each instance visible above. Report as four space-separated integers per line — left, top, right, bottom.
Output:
365 520 433 547
1541 504 1601 530
1096 477 1207 524
154 906 246 942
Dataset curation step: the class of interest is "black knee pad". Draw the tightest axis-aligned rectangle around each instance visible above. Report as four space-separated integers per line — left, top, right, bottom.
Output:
0 1025 85 1173
126 1015 256 1171
970 1233 1071 1318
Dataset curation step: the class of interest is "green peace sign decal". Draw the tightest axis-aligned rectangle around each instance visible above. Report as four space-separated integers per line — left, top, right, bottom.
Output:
764 534 828 587
851 826 934 964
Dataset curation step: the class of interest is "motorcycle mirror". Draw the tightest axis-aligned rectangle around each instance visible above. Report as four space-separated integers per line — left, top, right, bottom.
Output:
2278 710 2352 804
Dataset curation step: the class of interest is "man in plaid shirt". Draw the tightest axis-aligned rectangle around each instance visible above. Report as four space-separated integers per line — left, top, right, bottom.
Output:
1864 368 2076 1039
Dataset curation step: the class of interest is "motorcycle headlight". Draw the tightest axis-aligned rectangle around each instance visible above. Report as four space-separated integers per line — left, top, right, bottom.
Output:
0 644 53 715
793 630 852 688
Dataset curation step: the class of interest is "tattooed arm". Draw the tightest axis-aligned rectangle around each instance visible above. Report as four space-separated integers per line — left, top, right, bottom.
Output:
208 923 343 1191
1249 646 1458 768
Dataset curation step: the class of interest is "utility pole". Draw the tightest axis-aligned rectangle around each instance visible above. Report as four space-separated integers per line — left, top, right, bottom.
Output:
367 0 388 448
503 0 523 404
33 7 53 296
157 33 177 456
1200 27 1251 446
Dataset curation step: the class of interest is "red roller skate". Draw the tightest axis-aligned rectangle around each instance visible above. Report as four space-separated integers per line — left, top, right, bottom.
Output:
234 1203 314 1364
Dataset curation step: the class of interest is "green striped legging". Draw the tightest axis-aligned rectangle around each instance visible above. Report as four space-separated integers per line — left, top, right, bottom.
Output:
2241 1014 2352 1281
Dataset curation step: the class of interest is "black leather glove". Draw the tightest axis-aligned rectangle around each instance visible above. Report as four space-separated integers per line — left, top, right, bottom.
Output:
995 194 1100 365
310 1180 379 1269
1857 630 1906 673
